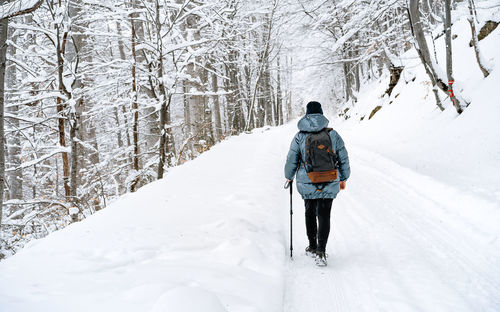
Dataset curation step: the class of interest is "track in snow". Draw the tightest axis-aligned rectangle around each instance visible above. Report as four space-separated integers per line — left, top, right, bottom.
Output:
283 142 500 312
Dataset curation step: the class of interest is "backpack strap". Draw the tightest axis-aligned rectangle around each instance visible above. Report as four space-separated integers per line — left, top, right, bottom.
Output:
324 128 339 169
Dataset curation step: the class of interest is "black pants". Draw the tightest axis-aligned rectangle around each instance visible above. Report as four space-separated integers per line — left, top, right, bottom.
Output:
305 198 333 252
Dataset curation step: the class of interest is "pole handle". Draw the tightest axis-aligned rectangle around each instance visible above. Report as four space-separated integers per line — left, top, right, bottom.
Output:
284 180 291 189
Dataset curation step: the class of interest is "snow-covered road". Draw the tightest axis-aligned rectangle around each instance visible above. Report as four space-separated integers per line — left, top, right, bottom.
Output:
284 143 500 312
0 121 499 312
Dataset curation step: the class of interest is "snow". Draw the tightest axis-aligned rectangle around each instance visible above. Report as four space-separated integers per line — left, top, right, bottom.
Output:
0 126 289 312
285 143 500 311
1 2 500 312
0 0 42 19
5 147 71 173
285 8 500 311
340 7 500 203
285 12 500 306
1 113 499 311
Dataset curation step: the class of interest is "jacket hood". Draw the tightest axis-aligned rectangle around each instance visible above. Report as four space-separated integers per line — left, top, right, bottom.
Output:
297 114 329 132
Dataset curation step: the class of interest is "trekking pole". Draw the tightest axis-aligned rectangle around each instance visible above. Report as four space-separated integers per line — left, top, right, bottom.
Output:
284 180 293 259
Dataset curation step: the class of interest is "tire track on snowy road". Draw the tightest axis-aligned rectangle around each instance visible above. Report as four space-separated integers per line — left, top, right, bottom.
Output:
284 143 500 312
352 147 500 309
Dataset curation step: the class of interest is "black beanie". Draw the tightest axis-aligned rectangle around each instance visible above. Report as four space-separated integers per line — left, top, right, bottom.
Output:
306 101 323 115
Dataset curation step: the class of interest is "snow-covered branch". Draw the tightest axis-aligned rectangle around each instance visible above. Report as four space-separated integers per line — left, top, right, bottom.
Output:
0 0 43 19
5 147 70 172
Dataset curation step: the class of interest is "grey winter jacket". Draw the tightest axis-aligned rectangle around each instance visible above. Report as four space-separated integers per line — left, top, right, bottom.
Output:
284 114 350 199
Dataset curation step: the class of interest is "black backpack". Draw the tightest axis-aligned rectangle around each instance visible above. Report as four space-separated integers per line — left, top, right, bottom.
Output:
304 128 339 184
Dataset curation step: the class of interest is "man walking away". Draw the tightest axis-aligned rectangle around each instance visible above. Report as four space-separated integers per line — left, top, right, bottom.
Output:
284 101 350 266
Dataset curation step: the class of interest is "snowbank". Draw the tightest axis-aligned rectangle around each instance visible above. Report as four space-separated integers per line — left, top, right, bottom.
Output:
0 125 294 312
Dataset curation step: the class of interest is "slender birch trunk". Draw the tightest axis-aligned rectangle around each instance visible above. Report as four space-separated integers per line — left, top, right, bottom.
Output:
208 62 222 141
245 2 276 131
444 0 462 114
156 0 175 178
276 55 283 125
467 0 490 78
408 0 445 111
56 24 71 198
130 9 140 192
116 21 132 155
6 30 22 200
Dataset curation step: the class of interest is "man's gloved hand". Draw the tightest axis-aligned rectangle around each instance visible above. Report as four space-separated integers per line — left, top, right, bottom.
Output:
340 180 346 190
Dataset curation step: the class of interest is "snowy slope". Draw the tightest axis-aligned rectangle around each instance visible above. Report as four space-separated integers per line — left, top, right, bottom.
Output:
0 126 293 312
340 2 500 204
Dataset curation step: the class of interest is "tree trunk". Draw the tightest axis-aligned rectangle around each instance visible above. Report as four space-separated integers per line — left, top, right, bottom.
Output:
199 61 214 149
165 93 175 166
276 55 283 125
56 25 71 198
260 17 274 127
134 1 158 154
354 62 360 93
256 90 265 127
31 126 37 199
114 107 124 148
354 34 360 93
116 21 132 161
285 56 293 122
245 7 275 131
156 0 175 178
224 51 243 134
0 12 7 230
347 47 357 102
408 0 446 111
157 95 167 179
130 10 140 192
6 29 22 200
208 62 222 141
68 0 82 203
156 0 166 179
183 81 191 137
263 59 273 126
71 0 99 169
343 56 351 102
444 0 462 114
467 0 490 78
69 112 78 201
183 13 210 154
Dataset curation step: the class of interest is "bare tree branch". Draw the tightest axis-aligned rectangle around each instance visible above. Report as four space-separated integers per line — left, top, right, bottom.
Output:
0 0 43 20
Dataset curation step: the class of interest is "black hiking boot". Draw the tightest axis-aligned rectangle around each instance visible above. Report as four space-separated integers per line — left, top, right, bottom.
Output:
305 246 317 257
315 251 327 266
